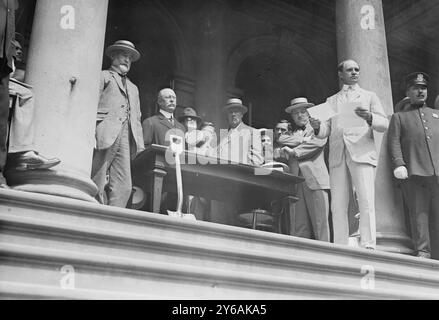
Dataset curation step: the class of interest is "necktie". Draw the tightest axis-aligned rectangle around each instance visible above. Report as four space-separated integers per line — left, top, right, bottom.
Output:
120 74 131 119
169 116 174 126
120 74 127 89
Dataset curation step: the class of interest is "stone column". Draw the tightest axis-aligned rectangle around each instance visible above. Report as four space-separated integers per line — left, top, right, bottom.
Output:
193 0 227 129
336 0 413 253
6 0 109 202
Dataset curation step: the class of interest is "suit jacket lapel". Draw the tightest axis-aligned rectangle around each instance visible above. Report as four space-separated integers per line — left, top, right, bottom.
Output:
109 70 127 96
157 114 174 130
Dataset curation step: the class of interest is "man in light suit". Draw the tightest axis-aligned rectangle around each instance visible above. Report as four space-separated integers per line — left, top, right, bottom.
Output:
92 40 145 208
388 72 439 259
218 98 263 166
211 98 263 226
278 98 330 242
310 59 388 249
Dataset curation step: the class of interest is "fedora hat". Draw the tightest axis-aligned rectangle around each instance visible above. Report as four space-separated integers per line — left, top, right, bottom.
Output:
223 98 248 114
285 97 314 114
178 107 202 123
105 40 141 62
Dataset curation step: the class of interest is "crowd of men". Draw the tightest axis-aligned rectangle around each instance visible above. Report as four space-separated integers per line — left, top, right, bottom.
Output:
1 2 439 260
90 40 439 260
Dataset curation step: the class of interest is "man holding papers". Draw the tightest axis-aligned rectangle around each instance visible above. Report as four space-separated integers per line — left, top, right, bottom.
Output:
310 59 388 249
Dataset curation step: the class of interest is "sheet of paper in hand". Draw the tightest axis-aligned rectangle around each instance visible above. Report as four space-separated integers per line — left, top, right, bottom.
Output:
307 103 337 122
337 102 366 128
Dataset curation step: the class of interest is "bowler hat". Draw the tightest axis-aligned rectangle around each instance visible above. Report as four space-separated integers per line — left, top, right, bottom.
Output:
178 107 202 123
285 97 314 114
105 40 141 62
223 98 248 114
405 72 429 88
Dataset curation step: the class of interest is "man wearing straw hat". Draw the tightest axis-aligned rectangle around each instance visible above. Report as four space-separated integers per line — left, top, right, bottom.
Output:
218 98 263 166
91 40 145 207
280 97 330 242
210 98 263 226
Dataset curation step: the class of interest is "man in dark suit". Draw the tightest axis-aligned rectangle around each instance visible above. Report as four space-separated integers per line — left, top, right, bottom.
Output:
142 88 185 147
92 40 145 208
0 0 17 188
8 37 60 172
142 88 186 214
388 72 439 259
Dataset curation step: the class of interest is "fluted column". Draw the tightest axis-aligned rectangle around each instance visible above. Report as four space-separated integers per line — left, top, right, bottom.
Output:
6 0 109 202
336 0 412 253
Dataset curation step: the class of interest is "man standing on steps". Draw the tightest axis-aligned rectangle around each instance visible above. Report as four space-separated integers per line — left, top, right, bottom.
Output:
92 40 145 208
310 59 389 250
280 97 330 242
0 0 17 188
388 72 439 260
142 88 186 214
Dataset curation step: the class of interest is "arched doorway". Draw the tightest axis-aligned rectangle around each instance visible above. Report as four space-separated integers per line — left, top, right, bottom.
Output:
229 35 332 129
105 0 194 119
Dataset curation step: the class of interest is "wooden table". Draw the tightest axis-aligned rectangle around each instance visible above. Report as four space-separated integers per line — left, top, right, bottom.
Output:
132 145 304 233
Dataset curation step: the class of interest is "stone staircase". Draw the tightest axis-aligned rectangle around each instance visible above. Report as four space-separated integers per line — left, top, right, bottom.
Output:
1 189 439 299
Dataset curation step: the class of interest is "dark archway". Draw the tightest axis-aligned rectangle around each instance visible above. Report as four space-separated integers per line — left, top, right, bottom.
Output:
105 0 194 119
229 35 332 129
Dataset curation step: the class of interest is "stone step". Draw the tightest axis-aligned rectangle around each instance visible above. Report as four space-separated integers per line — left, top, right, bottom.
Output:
2 243 438 300
1 189 439 299
2 212 439 296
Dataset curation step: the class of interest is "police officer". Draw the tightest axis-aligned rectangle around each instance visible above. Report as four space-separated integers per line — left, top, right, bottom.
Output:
388 72 439 259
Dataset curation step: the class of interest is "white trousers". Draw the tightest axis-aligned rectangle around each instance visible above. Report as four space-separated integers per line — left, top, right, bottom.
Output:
330 150 376 248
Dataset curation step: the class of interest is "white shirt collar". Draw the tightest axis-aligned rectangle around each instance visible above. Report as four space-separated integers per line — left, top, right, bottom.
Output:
342 83 359 91
159 109 174 119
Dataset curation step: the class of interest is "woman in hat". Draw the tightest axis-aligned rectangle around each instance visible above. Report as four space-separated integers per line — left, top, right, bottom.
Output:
179 107 217 158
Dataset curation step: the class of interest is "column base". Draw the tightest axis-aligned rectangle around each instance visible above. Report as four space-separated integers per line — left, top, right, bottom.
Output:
376 232 414 255
4 169 98 203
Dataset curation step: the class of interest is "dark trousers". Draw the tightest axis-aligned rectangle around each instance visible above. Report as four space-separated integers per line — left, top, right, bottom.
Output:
0 59 11 179
402 176 439 258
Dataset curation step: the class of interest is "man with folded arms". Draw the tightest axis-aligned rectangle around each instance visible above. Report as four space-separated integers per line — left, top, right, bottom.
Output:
280 97 330 242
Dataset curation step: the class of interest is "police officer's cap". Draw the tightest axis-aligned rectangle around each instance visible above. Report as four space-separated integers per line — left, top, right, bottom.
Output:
405 72 429 88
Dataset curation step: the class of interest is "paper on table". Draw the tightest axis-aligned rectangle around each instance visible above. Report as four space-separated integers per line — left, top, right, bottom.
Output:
307 103 337 122
337 102 366 128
